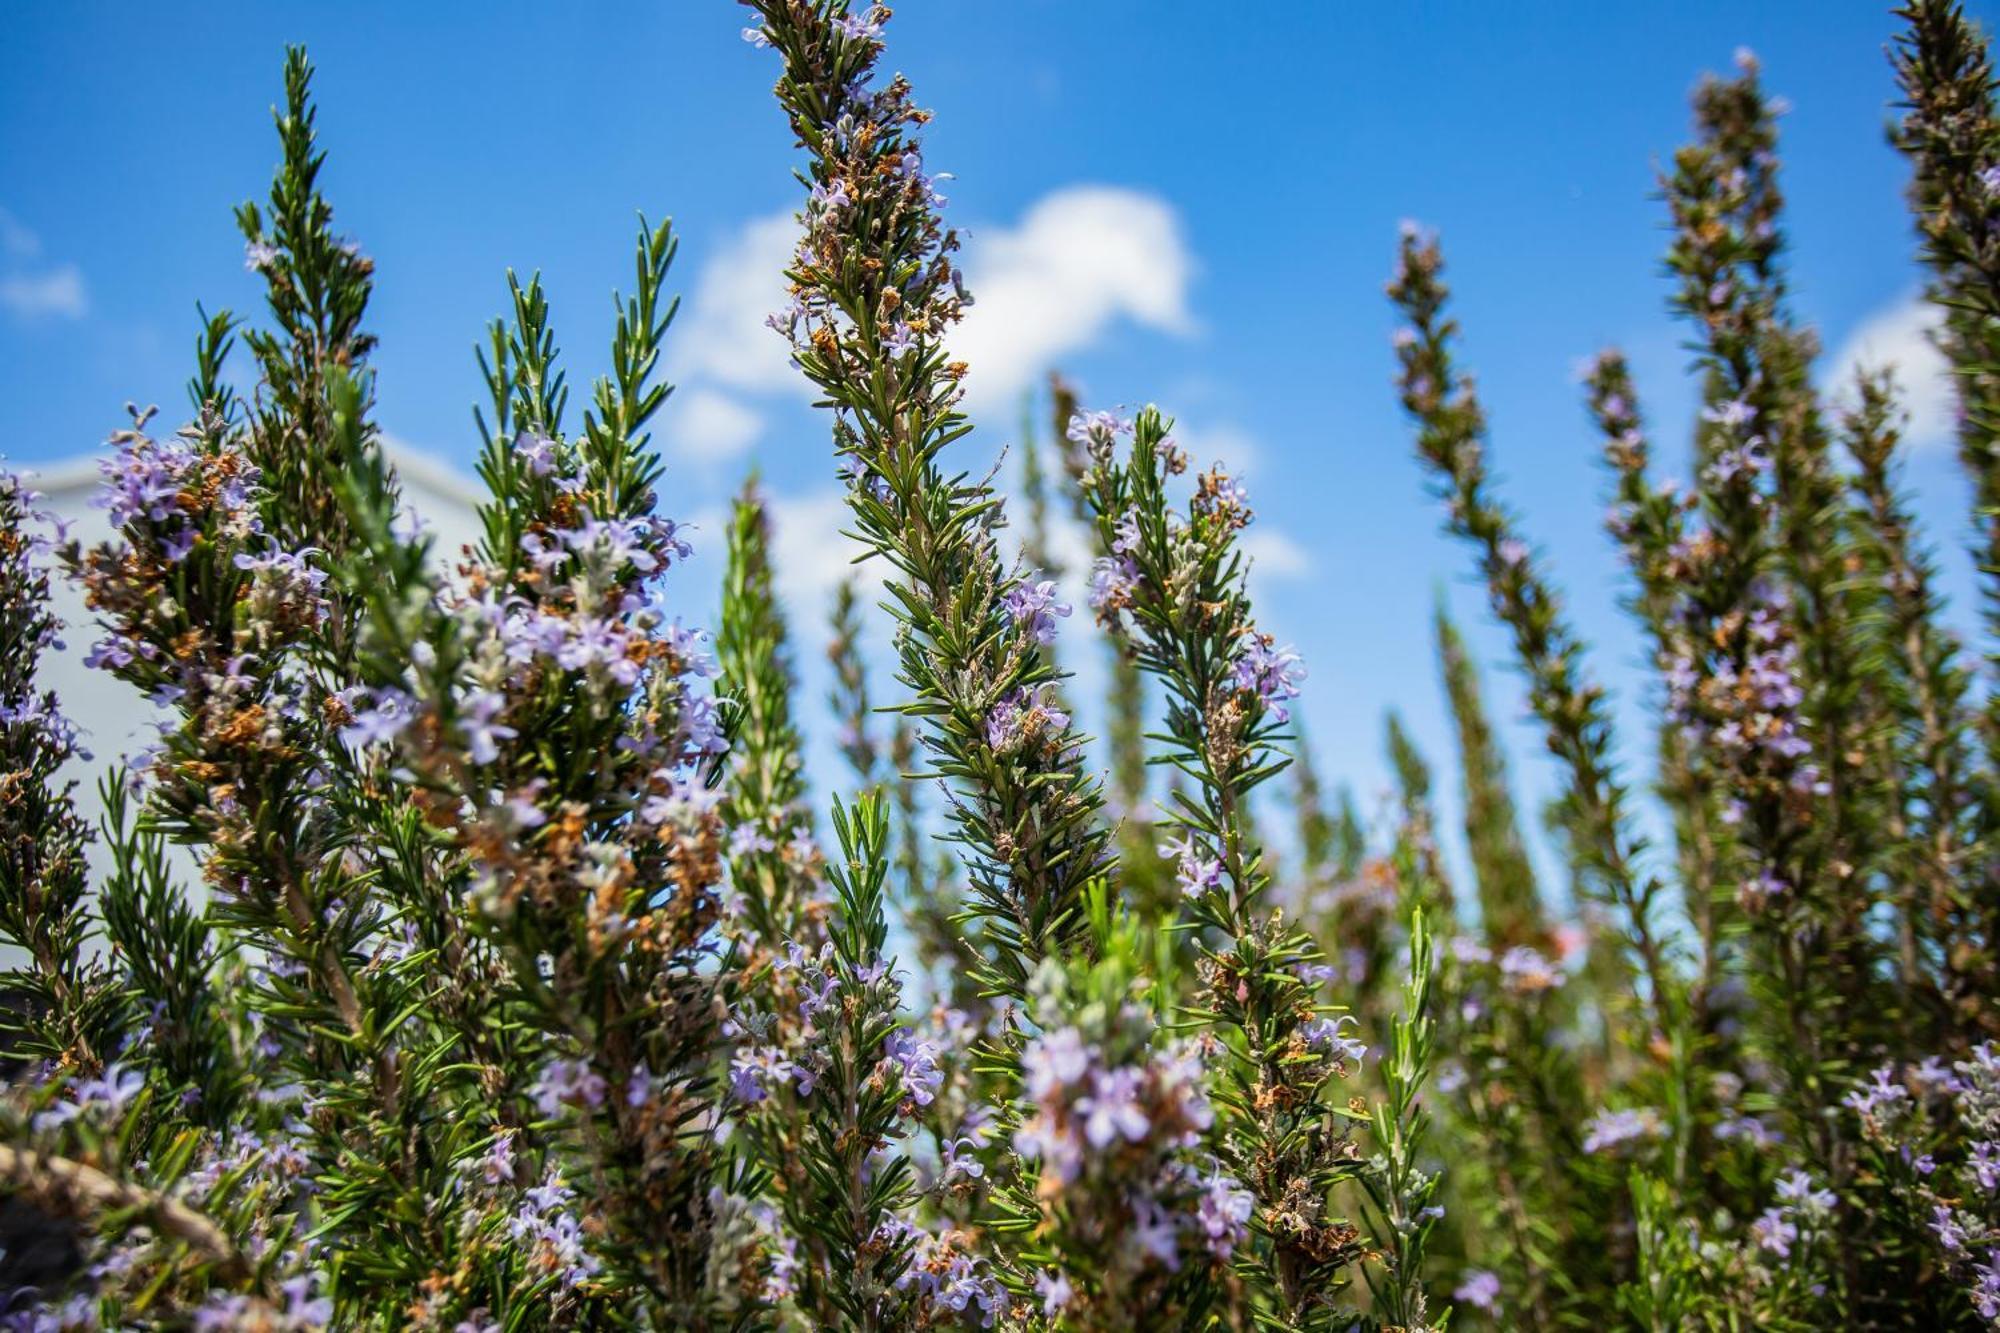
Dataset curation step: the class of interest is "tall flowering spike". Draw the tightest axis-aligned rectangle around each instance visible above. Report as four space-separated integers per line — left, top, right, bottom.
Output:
235 45 389 574
1360 903 1444 1332
747 0 1109 997
758 792 936 1328
717 476 821 945
1388 226 1678 1040
1840 368 1991 1038
327 216 743 1319
1077 405 1367 1326
1894 0 2000 692
0 467 116 1075
1585 349 1734 1016
1434 606 1545 951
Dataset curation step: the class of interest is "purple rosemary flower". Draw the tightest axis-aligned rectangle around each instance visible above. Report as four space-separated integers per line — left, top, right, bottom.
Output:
1454 1269 1501 1313
1002 577 1072 645
1750 1207 1797 1258
1230 635 1305 723
1581 1106 1665 1156
1160 832 1225 899
1077 1067 1149 1148
1034 1269 1075 1315
1194 1170 1254 1258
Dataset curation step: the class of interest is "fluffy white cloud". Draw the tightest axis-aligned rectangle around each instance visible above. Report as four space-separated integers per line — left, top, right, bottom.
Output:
1242 528 1312 583
1825 292 1955 449
0 207 85 320
952 186 1195 411
673 211 805 396
669 186 1196 428
0 263 85 320
669 387 764 464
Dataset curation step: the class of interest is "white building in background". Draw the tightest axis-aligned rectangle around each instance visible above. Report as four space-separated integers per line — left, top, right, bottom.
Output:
28 441 484 876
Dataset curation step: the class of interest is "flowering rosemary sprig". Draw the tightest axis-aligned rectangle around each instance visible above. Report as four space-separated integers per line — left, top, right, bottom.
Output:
747 0 1110 998
717 477 823 945
1077 406 1365 1326
1584 351 1731 1009
1359 901 1443 1332
1388 227 1678 1038
1893 0 2000 694
1840 368 1990 1034
0 467 116 1077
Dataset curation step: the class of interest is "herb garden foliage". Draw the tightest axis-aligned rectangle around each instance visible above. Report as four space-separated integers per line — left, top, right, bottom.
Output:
3 2 2000 1328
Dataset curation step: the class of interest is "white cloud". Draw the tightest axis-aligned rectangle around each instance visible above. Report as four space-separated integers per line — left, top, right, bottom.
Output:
1242 527 1312 583
674 211 805 396
1826 292 1955 449
952 186 1196 411
669 187 1196 427
688 487 870 634
670 387 764 464
0 263 86 320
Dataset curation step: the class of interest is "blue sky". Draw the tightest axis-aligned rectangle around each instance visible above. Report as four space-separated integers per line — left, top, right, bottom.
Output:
3 2 1990 895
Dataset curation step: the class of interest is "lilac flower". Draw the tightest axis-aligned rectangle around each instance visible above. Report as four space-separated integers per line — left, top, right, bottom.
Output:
1844 1065 1911 1122
941 1136 985 1183
1024 1027 1091 1098
1714 1114 1781 1150
1160 832 1225 899
1498 945 1562 993
729 1047 793 1104
1773 1169 1836 1214
1002 577 1072 645
1970 1140 2000 1193
1230 635 1306 723
884 1028 944 1108
1301 1014 1368 1064
338 687 416 754
1751 1207 1798 1258
1455 1269 1501 1313
1933 1203 1970 1254
1581 1106 1665 1155
244 239 280 272
531 1057 608 1117
1129 1197 1182 1271
1195 1170 1254 1258
458 688 515 765
513 430 559 477
883 321 916 357
740 25 771 47
1088 554 1140 611
479 1130 517 1186
1034 1269 1075 1315
1066 409 1129 448
1078 1067 1151 1148
1701 398 1757 429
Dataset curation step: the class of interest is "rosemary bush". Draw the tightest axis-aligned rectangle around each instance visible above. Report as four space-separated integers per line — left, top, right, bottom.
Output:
3 2 1999 1328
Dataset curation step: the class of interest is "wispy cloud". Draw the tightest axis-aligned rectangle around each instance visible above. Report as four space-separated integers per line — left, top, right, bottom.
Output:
667 386 764 465
1825 291 1954 450
673 211 805 397
0 207 87 321
669 186 1198 426
952 186 1196 411
0 266 88 320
